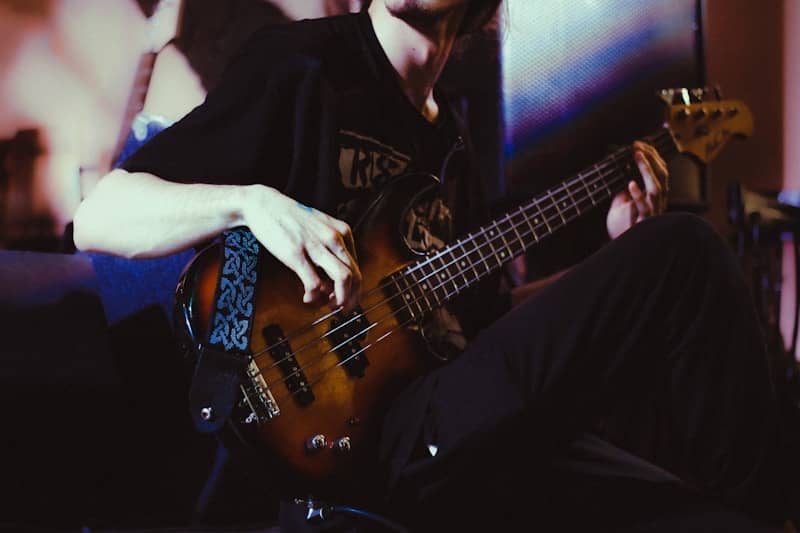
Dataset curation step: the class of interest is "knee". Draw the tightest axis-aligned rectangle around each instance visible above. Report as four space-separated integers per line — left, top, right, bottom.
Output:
623 213 740 281
633 213 725 254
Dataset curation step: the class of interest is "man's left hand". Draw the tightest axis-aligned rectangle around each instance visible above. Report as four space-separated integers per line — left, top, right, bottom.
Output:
606 141 669 240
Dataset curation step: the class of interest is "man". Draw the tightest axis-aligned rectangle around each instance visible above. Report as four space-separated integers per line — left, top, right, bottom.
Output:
73 1 791 530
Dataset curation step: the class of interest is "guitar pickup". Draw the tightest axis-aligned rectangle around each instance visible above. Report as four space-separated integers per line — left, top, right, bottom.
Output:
262 325 315 406
328 309 369 377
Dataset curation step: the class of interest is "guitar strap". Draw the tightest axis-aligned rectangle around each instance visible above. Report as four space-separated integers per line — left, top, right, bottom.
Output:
188 227 260 432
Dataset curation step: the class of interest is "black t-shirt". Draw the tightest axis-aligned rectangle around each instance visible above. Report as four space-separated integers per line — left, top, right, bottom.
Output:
125 12 458 220
122 11 511 497
123 11 509 336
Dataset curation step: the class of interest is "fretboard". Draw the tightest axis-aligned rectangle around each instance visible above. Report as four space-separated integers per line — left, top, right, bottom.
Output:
389 127 678 321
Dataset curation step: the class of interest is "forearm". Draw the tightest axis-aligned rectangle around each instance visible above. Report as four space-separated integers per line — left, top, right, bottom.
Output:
73 169 256 258
510 268 568 307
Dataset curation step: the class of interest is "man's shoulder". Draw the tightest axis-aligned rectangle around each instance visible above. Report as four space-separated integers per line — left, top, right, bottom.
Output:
237 14 366 77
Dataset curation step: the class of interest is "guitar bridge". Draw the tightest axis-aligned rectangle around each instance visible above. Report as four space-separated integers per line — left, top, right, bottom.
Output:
240 359 280 422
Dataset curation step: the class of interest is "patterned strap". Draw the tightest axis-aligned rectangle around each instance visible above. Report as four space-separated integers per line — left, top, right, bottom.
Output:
189 227 260 432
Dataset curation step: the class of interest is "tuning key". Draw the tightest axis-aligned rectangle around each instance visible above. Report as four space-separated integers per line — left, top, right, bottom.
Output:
692 108 708 120
675 108 690 121
727 107 740 117
306 434 328 452
334 436 352 453
711 108 723 119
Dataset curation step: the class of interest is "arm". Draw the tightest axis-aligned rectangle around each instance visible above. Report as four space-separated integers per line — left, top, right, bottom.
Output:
73 168 249 259
73 168 362 310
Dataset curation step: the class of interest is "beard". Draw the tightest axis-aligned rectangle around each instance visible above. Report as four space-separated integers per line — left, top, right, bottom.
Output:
384 0 465 32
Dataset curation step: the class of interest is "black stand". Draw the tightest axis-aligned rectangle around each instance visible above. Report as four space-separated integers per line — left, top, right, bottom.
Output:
729 184 800 387
296 496 411 533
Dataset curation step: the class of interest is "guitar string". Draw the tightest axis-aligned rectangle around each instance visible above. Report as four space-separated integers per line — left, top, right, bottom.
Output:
250 144 637 377
248 141 640 365
269 170 637 405
251 130 676 379
276 129 680 405
249 128 674 373
253 133 676 392
264 135 679 403
261 138 677 401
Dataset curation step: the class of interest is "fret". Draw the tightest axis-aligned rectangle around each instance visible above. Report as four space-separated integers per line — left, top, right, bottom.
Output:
480 226 505 268
547 190 567 226
462 234 492 278
429 253 460 298
597 163 614 198
446 246 473 288
532 200 552 234
562 182 581 217
553 186 579 222
392 272 423 322
405 267 428 318
418 260 446 307
522 204 545 242
442 250 464 295
509 209 535 249
407 265 435 313
490 220 514 263
417 260 442 307
473 229 503 270
513 206 537 245
454 239 481 283
501 215 521 254
580 172 599 206
587 164 609 199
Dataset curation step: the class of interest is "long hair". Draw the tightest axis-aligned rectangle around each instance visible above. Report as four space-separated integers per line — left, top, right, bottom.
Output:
458 0 503 35
360 1 504 36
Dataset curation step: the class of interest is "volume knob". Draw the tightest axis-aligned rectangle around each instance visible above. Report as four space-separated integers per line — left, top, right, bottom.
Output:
334 436 351 453
306 434 327 452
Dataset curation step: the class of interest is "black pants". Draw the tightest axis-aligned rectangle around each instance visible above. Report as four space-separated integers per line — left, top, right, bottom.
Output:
371 213 789 532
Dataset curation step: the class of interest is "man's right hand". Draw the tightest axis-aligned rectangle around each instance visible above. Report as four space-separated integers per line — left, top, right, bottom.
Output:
243 185 362 311
74 171 361 309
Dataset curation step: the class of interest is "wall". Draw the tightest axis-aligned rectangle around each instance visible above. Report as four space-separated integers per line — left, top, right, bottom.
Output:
0 0 148 246
703 0 785 233
0 0 361 250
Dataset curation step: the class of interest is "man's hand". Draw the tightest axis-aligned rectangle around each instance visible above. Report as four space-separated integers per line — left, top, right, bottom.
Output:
243 186 362 311
606 141 669 240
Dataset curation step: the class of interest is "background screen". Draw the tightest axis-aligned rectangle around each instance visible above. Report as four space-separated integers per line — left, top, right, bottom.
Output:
500 0 705 209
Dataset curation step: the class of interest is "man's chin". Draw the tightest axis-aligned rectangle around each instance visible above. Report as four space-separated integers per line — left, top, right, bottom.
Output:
386 0 464 31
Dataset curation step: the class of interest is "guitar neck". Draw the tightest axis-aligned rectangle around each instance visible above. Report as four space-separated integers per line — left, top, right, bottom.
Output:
391 127 678 318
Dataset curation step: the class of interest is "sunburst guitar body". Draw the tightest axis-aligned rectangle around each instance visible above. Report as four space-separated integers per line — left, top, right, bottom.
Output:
176 174 442 497
174 88 753 498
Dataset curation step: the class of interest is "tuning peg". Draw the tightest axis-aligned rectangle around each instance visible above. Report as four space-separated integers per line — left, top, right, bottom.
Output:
675 108 690 121
692 108 708 120
658 89 674 106
690 88 705 103
727 107 740 117
713 85 724 100
711 108 723 119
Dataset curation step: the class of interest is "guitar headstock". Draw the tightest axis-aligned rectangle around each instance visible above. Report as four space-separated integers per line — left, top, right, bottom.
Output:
660 87 753 164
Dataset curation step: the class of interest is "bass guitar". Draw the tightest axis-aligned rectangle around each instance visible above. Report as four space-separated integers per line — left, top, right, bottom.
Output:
174 87 753 496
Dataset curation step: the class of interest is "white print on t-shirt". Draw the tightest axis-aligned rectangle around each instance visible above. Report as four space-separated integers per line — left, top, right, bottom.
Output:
338 130 411 190
336 130 466 360
403 197 467 359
